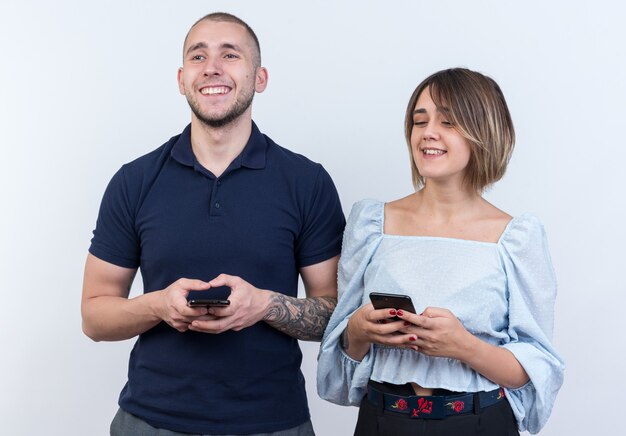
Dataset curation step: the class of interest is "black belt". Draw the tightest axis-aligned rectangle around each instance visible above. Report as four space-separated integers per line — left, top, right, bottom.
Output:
366 385 506 420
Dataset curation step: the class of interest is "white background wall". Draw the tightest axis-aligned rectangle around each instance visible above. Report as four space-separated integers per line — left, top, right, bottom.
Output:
1 0 624 434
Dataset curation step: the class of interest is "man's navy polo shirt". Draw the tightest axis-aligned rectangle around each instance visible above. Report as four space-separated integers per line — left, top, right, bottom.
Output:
89 122 345 434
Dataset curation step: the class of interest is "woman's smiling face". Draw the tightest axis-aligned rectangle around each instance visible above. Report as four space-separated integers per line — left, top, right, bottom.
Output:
411 87 472 187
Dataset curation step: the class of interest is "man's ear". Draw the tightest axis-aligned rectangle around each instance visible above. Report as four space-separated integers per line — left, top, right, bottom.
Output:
255 67 268 93
177 67 185 95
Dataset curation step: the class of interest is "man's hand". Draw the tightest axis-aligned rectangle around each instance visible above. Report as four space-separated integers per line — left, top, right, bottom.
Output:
188 274 272 334
81 254 217 341
187 256 338 339
155 278 214 332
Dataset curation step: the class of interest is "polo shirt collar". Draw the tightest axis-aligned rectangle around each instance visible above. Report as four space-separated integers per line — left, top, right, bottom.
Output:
171 121 267 170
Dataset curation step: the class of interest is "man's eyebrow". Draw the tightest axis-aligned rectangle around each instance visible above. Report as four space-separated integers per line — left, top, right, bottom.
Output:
185 42 243 56
220 42 243 52
186 42 207 55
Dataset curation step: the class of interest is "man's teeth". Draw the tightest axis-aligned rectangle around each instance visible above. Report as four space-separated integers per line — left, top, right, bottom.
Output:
200 87 229 95
423 149 446 155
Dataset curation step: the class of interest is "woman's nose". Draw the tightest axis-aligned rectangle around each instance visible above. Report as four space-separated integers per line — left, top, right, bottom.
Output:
422 122 440 140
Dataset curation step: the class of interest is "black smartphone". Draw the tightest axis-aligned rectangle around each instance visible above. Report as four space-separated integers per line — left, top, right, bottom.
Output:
369 292 416 319
187 298 230 307
186 286 231 307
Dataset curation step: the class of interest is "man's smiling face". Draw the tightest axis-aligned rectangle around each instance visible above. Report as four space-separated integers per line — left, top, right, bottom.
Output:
178 19 267 128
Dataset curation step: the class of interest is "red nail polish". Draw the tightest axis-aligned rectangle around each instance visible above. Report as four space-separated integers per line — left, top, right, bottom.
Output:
389 309 397 316
397 310 404 316
409 336 416 341
403 321 410 326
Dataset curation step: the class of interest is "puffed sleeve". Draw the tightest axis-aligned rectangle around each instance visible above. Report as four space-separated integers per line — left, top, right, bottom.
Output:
317 199 384 406
498 214 565 434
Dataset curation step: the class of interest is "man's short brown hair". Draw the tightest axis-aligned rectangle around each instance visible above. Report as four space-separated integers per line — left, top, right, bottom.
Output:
184 12 261 67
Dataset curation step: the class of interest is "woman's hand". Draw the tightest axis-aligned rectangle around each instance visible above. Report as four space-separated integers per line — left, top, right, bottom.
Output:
397 307 530 388
343 303 417 361
396 307 476 361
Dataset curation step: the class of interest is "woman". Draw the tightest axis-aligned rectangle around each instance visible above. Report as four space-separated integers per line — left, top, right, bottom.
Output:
317 68 564 435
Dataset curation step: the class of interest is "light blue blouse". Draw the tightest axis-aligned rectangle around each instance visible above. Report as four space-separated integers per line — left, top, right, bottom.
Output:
317 199 564 434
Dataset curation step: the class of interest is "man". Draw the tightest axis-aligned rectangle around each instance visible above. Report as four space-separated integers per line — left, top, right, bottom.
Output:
82 12 345 435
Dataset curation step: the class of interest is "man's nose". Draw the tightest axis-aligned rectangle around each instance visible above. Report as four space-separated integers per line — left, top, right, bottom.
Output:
203 56 223 76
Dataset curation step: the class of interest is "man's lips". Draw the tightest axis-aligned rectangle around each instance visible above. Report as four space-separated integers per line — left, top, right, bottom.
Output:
199 85 231 95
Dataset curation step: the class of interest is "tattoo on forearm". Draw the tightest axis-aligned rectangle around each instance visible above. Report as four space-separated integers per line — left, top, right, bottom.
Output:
264 295 337 341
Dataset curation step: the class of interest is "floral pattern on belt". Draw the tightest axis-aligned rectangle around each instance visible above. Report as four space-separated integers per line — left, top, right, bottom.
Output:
445 400 465 413
411 398 433 417
391 398 408 411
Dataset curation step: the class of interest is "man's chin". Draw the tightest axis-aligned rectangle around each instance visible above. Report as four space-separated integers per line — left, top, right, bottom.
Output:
190 106 251 129
188 93 254 129
198 116 234 128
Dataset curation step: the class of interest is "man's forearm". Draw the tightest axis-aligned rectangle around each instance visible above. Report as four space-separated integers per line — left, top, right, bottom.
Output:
82 292 162 342
263 294 337 341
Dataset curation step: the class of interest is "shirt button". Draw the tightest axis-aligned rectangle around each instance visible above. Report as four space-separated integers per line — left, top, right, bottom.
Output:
217 180 221 186
215 202 220 209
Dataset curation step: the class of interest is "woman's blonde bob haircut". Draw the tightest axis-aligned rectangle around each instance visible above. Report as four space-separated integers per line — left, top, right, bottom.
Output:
404 68 515 192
